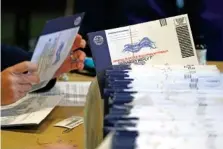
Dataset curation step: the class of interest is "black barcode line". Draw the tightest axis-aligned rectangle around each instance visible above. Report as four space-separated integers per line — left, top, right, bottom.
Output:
160 19 167 27
176 25 194 58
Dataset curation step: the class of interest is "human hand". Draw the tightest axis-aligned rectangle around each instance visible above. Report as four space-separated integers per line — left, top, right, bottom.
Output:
54 34 86 78
1 61 40 105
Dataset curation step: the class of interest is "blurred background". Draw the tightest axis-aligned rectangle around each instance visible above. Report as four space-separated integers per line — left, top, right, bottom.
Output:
1 0 74 51
1 0 223 60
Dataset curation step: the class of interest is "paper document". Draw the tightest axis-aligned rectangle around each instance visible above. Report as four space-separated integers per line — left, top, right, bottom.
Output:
87 14 198 97
88 14 198 66
29 81 91 106
56 82 91 106
54 116 83 129
1 95 62 127
101 66 223 149
55 81 91 96
30 13 85 91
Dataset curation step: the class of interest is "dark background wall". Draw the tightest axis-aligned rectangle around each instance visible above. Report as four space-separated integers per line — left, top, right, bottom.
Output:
203 0 223 60
1 0 223 60
1 1 66 51
205 0 222 14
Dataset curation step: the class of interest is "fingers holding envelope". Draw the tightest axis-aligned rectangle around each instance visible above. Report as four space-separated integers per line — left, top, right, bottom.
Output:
70 50 86 71
70 34 86 70
72 34 86 50
53 34 87 78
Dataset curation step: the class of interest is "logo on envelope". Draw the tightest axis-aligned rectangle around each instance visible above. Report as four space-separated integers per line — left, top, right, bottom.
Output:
93 35 104 45
74 17 82 26
122 37 156 53
52 42 65 65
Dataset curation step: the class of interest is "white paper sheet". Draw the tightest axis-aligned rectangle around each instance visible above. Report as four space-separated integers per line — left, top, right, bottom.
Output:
56 81 91 106
29 81 91 106
54 116 83 129
104 14 198 66
1 95 62 127
30 27 80 92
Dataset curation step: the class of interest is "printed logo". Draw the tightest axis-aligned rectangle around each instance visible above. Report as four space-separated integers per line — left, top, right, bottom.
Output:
93 35 104 45
122 37 156 53
74 17 82 26
52 42 65 65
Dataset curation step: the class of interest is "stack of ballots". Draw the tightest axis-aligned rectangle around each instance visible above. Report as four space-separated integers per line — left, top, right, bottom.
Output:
86 14 223 149
102 64 223 149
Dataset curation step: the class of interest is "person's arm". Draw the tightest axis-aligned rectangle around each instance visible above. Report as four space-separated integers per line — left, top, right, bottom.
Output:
1 44 32 71
1 44 56 92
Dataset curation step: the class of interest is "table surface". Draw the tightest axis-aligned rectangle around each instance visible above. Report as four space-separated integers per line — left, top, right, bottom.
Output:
1 73 94 149
1 62 223 149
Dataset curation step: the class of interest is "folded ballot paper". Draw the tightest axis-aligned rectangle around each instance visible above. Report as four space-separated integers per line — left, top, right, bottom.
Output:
29 81 91 106
31 13 85 92
1 95 62 127
88 14 199 96
1 13 85 127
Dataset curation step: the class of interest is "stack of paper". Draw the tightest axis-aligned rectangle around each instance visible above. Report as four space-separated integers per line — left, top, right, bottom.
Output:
29 81 91 106
87 14 200 99
87 14 223 149
102 64 223 149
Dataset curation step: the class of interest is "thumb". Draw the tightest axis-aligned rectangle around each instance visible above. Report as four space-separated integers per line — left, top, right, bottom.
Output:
11 61 38 73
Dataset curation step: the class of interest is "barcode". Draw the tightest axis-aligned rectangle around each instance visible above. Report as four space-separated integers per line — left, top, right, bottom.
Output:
189 83 198 89
159 19 167 27
191 78 198 83
176 25 194 58
184 74 191 79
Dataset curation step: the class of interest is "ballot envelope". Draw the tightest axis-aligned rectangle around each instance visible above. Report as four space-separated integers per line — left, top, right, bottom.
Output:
87 14 199 97
30 13 85 91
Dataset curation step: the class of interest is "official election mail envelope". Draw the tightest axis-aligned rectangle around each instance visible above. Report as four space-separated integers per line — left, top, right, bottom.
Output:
87 14 198 96
30 13 85 91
